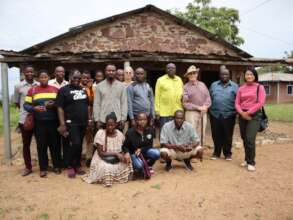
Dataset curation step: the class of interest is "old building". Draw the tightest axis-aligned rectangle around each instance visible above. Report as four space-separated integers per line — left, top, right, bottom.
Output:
1 5 292 89
259 72 293 104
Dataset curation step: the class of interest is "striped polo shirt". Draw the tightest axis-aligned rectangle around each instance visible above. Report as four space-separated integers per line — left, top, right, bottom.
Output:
24 85 59 121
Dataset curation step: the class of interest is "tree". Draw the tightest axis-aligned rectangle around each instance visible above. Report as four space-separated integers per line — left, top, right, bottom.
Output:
169 0 244 46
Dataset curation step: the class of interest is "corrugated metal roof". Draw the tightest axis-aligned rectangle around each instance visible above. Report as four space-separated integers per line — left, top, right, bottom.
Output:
259 72 293 82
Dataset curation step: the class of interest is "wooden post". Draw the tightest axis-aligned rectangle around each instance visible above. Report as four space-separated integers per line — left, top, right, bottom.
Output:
277 82 280 104
1 61 12 165
124 61 130 69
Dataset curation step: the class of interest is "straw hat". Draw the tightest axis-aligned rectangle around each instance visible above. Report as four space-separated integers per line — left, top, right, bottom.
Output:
184 65 200 77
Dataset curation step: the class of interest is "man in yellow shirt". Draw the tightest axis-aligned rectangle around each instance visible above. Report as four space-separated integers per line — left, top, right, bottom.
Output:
155 63 183 129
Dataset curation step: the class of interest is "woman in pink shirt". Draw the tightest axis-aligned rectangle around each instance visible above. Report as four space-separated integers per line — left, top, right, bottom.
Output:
235 68 266 172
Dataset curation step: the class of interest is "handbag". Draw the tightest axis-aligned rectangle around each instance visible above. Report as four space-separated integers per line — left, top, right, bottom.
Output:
23 113 34 131
138 154 151 179
100 132 120 164
23 87 36 131
256 85 268 132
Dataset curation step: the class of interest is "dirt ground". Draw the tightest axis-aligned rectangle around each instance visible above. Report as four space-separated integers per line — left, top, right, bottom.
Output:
0 121 293 220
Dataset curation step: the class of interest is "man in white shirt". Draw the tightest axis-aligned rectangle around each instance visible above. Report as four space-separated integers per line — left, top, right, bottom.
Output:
49 66 68 168
14 65 39 176
49 66 68 89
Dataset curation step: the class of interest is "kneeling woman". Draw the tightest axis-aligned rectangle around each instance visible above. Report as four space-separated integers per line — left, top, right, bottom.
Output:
83 112 133 187
122 112 160 176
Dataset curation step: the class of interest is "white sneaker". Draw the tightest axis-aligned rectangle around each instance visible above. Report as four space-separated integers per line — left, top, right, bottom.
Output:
240 161 247 167
210 155 219 160
247 165 256 171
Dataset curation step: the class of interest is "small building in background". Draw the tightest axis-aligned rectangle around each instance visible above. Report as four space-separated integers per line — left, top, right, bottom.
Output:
259 72 293 104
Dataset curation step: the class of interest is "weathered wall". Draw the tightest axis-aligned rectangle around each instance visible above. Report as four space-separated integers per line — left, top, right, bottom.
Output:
264 82 293 104
279 82 293 103
39 11 240 57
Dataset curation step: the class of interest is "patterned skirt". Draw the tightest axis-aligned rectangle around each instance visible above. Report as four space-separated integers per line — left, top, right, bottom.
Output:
82 151 133 187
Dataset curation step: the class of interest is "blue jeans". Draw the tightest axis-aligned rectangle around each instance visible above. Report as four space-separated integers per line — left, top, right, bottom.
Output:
131 148 160 171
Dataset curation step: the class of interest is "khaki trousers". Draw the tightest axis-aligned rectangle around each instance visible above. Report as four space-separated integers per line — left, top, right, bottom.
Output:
185 111 207 144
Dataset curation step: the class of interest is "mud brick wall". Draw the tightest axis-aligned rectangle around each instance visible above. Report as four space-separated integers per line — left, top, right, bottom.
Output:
39 11 239 57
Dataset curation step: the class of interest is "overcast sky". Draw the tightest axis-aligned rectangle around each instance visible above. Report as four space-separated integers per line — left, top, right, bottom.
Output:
1 0 293 94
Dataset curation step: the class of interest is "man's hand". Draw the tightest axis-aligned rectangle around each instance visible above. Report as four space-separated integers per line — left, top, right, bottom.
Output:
155 114 160 121
118 121 125 131
34 106 46 113
44 100 55 109
175 145 186 152
135 148 141 156
58 124 68 137
185 145 193 152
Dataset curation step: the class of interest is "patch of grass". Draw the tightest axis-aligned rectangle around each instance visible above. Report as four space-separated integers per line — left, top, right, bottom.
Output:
0 105 19 134
265 104 293 122
0 208 8 217
151 184 161 190
37 213 49 220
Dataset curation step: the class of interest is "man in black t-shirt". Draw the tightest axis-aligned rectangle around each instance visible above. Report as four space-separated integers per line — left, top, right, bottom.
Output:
122 112 160 175
56 70 90 178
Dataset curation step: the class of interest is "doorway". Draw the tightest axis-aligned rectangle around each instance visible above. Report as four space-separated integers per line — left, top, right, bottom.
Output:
200 71 219 89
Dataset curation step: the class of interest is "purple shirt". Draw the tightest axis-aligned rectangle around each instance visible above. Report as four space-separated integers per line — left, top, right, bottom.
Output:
183 81 211 111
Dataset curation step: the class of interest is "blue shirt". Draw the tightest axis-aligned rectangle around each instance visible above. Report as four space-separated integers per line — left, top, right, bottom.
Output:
209 80 238 119
127 82 155 120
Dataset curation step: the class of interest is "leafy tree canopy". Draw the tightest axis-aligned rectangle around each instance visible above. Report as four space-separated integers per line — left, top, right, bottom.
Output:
169 0 244 46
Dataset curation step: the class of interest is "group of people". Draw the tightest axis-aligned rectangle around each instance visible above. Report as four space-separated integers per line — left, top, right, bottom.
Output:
14 62 266 186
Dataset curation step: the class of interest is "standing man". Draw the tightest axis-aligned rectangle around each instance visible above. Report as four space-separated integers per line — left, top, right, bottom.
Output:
93 70 104 89
155 63 183 129
93 64 127 131
49 66 69 168
183 65 211 145
116 69 125 82
209 67 238 160
48 66 68 89
14 65 39 176
127 67 155 127
160 110 203 171
56 70 90 178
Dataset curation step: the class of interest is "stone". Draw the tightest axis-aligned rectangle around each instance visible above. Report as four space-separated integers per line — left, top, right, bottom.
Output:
39 11 239 56
275 137 293 144
233 141 242 149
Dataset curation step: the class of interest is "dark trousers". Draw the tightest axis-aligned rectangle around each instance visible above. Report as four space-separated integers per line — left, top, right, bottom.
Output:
239 112 261 166
19 123 34 170
210 115 236 157
60 135 69 168
159 116 173 130
34 120 61 171
66 125 86 168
